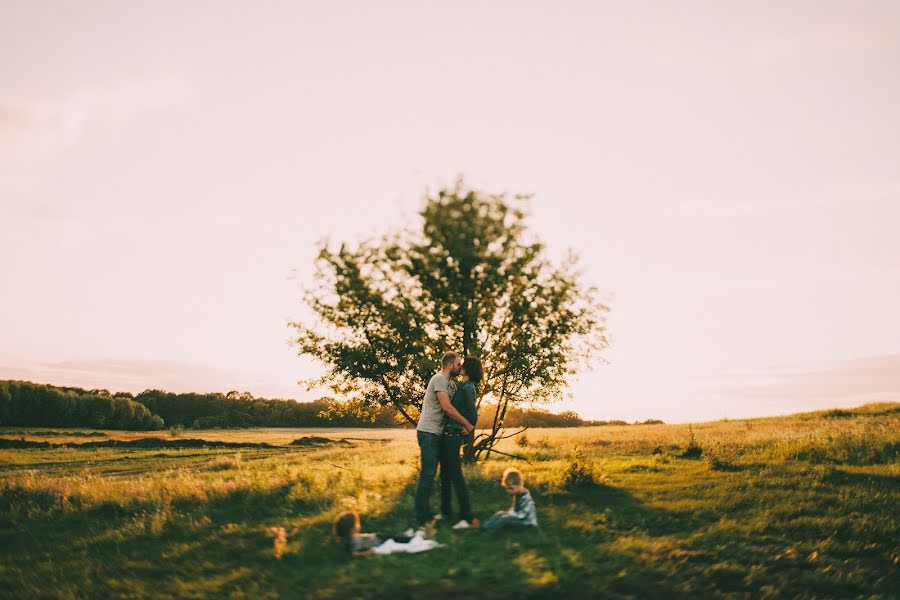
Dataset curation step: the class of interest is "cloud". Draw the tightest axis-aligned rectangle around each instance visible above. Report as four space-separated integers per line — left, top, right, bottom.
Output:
748 22 892 66
0 75 196 191
0 358 308 401
706 354 900 409
654 182 900 219
670 261 900 294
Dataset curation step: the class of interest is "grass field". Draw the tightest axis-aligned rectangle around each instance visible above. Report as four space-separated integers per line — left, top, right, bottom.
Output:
1 403 897 599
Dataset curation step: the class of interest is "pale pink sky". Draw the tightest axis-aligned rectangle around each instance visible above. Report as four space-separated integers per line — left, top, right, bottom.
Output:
2 1 899 422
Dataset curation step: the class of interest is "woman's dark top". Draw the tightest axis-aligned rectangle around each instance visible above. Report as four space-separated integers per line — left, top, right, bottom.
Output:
444 380 477 436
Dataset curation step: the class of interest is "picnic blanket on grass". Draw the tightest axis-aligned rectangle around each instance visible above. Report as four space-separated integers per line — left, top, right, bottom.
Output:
372 533 442 555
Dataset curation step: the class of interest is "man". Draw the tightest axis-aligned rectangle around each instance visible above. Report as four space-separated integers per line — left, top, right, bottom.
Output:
413 351 474 526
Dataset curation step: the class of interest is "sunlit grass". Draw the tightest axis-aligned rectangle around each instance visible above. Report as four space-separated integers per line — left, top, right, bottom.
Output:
0 404 897 598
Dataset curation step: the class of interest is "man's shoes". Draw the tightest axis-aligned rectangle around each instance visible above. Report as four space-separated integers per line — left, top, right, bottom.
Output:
451 520 471 529
433 513 444 521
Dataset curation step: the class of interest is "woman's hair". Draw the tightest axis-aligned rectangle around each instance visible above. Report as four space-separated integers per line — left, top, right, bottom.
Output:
502 467 524 487
333 511 359 541
462 356 484 384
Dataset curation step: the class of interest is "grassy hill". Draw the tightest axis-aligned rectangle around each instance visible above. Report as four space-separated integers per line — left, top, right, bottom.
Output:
1 403 897 598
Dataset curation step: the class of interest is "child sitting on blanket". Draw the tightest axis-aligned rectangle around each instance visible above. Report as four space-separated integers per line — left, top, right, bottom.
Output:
482 467 539 530
333 511 436 556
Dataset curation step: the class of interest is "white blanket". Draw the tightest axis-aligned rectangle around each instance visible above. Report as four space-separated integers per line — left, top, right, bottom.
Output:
372 533 442 555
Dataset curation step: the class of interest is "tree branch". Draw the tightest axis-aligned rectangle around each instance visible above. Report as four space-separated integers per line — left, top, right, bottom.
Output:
478 447 532 465
493 426 528 441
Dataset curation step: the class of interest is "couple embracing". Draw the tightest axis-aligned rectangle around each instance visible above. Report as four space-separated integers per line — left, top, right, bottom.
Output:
413 351 483 530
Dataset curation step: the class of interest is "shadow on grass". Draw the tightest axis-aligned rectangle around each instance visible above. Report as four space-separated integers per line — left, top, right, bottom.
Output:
0 480 340 599
816 466 900 489
11 460 877 599
286 474 697 599
543 481 719 538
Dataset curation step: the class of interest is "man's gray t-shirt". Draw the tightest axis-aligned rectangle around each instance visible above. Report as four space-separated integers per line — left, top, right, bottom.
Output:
416 373 458 434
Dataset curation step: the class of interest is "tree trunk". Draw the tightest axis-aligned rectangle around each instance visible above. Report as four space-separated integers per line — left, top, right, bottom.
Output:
394 403 417 427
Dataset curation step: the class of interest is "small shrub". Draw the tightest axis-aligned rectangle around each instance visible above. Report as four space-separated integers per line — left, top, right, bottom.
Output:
535 437 552 450
792 430 897 465
206 453 243 472
625 453 674 473
560 447 606 489
515 432 529 448
623 463 656 473
682 426 703 459
168 426 184 438
529 450 555 462
824 409 853 419
703 443 741 471
653 453 674 467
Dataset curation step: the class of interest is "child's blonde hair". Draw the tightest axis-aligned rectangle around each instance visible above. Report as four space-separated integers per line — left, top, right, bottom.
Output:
502 467 524 487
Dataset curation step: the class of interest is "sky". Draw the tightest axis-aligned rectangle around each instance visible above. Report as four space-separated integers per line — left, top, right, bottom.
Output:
1 1 899 423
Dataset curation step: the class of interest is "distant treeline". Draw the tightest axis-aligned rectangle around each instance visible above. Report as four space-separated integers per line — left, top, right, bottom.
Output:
0 381 399 430
0 381 164 430
0 380 662 431
477 405 665 428
132 390 398 429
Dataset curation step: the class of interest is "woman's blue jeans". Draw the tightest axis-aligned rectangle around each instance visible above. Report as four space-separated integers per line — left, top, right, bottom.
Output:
439 432 473 522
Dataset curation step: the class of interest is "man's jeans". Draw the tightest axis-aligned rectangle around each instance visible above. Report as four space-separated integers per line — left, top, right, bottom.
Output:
413 430 441 525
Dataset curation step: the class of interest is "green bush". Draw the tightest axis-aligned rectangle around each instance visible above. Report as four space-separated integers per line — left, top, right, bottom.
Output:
560 448 606 489
682 425 703 458
791 430 897 465
703 443 741 471
823 409 853 418
535 436 552 450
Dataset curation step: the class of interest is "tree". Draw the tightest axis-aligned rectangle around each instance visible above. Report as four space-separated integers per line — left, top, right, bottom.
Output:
0 380 165 430
0 382 11 424
292 179 608 459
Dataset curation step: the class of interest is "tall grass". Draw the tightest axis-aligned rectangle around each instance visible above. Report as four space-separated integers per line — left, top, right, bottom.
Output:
0 403 897 599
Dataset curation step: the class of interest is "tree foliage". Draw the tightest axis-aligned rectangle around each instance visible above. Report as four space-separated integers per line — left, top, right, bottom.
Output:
0 381 402 430
0 380 163 430
134 390 399 429
292 179 608 458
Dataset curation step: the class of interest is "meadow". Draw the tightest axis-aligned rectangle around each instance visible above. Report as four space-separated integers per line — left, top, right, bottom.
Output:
1 403 897 599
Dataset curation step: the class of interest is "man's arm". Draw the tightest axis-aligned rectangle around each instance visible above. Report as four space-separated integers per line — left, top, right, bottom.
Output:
437 391 474 433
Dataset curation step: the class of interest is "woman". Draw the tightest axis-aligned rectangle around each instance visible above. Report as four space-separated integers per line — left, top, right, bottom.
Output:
438 356 482 529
